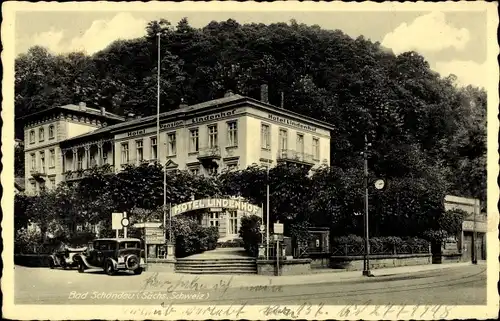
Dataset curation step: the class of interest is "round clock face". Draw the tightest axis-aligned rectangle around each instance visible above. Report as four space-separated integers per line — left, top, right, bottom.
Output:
374 179 385 190
121 218 130 228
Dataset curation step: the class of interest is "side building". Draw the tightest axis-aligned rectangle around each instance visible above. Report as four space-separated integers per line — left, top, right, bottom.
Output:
18 88 334 242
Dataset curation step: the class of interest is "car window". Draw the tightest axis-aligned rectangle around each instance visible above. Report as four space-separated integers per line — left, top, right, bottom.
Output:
119 241 140 249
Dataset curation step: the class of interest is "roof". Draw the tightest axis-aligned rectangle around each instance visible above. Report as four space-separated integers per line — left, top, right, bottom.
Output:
60 95 246 144
60 94 334 144
17 103 125 122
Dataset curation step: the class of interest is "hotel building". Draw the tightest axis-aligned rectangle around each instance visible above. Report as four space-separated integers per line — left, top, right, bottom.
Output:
18 87 333 240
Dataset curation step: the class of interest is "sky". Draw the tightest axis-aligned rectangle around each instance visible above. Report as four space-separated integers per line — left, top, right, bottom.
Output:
14 9 489 88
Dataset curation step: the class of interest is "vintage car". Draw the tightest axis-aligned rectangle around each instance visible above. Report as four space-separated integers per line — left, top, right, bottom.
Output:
74 238 146 275
49 247 87 269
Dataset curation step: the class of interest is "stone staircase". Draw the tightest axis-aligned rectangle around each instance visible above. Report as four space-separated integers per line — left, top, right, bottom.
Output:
175 247 257 274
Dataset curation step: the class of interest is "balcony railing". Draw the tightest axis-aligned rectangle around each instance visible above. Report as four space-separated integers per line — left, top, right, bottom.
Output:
30 169 47 178
64 165 115 181
197 146 221 160
277 149 315 166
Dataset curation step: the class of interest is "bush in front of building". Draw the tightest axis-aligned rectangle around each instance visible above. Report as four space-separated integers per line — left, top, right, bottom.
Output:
331 234 430 256
170 217 219 258
239 215 262 257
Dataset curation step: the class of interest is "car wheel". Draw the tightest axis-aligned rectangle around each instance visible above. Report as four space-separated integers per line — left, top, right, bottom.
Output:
49 259 55 269
105 260 116 276
133 267 143 275
78 261 85 273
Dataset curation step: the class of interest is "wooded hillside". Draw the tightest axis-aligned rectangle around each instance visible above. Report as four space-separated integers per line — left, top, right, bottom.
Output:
15 18 486 205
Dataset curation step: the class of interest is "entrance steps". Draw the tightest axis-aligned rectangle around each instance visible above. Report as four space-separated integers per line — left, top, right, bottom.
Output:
175 258 257 274
175 248 257 274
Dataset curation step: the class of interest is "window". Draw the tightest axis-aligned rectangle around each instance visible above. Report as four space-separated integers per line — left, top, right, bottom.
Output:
30 181 36 193
39 181 46 192
227 163 238 171
29 130 35 144
40 151 45 173
121 143 129 164
49 177 56 188
189 128 199 152
229 211 238 234
136 140 144 162
227 121 238 147
313 137 320 160
102 151 108 164
167 133 176 156
279 129 288 151
77 153 83 170
209 213 220 227
189 167 200 175
150 136 157 160
297 133 304 154
39 128 45 141
90 154 96 167
30 153 36 171
208 167 218 176
208 125 218 148
49 125 55 139
261 124 271 149
49 149 55 168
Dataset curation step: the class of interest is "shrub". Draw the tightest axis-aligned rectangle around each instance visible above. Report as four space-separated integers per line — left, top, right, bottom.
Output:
331 234 429 255
68 231 96 247
238 215 262 257
15 228 42 254
170 217 219 258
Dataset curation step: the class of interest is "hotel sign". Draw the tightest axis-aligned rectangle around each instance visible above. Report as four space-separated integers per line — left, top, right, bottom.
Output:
190 110 237 124
268 114 317 132
160 120 184 130
171 198 261 216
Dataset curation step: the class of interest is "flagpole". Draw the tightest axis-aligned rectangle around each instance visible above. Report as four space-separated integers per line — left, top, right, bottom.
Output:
266 163 270 260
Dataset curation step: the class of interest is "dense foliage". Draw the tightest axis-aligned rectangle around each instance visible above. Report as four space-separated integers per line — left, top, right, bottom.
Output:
15 19 486 254
331 234 430 255
239 215 262 256
15 19 486 207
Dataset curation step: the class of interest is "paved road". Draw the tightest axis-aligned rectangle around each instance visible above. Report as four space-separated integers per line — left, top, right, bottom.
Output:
14 264 486 305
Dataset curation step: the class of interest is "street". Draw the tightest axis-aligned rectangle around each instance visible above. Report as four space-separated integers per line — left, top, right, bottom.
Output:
14 264 486 305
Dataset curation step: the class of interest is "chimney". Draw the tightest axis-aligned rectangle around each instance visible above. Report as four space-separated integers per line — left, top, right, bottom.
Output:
224 90 234 97
100 107 106 116
280 91 284 108
260 84 269 104
78 102 86 110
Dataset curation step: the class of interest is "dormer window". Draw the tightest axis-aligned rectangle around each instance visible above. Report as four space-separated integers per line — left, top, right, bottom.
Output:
29 130 35 144
39 128 45 141
49 125 55 139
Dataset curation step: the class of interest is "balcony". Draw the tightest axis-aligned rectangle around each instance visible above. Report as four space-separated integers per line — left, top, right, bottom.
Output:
30 169 47 181
277 149 315 167
197 146 221 161
64 165 115 182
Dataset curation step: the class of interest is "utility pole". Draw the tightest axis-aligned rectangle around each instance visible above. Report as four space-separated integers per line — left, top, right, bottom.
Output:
362 134 373 277
472 199 478 264
266 162 270 260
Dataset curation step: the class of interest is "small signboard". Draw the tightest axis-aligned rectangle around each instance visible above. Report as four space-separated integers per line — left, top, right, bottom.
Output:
112 212 124 230
274 222 284 234
210 208 223 212
145 227 165 245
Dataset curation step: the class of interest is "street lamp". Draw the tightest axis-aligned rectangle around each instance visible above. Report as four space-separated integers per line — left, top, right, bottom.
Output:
361 134 374 277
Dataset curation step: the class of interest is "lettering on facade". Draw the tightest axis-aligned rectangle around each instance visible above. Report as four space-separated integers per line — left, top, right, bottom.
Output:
171 198 261 216
127 129 146 137
268 114 317 132
160 121 184 130
191 110 237 124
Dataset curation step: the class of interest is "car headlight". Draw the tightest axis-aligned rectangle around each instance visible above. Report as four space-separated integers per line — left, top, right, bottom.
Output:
118 256 124 263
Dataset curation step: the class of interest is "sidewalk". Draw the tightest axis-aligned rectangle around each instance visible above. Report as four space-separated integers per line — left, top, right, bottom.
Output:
149 262 476 289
